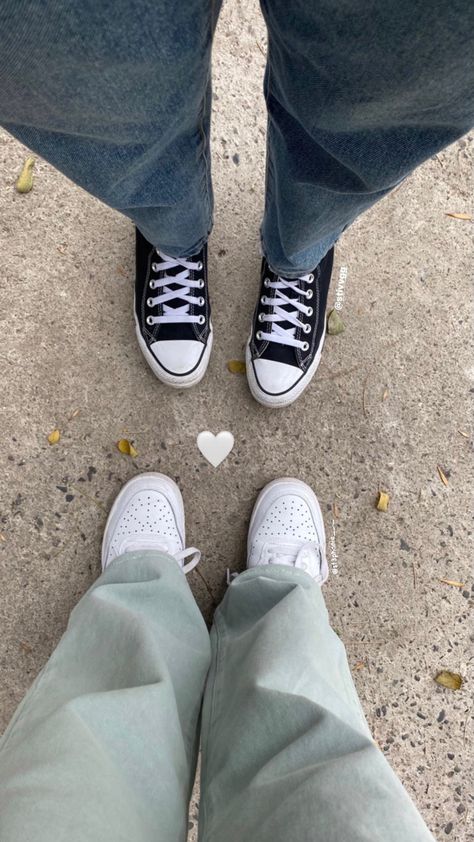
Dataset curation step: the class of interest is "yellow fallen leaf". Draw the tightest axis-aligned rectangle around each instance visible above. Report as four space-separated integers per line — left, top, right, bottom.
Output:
437 465 449 486
327 308 345 335
227 360 246 374
445 212 472 221
434 670 463 690
439 578 465 589
458 429 469 439
69 408 80 420
376 491 390 512
382 388 389 401
354 661 365 670
15 156 36 193
332 501 341 519
47 429 60 445
117 438 138 458
0 533 5 542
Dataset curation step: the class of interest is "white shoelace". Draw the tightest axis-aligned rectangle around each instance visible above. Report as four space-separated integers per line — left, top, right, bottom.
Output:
175 547 201 574
265 541 326 581
113 537 201 575
146 251 205 327
256 272 315 351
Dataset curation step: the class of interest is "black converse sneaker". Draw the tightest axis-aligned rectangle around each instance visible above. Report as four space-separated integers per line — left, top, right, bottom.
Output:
135 228 212 387
246 248 334 407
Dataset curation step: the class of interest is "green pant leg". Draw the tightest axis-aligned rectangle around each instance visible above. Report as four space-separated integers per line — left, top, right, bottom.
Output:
0 551 211 842
200 565 435 842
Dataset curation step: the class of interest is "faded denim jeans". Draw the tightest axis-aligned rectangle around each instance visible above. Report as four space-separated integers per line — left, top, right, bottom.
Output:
0 0 473 276
0 553 437 841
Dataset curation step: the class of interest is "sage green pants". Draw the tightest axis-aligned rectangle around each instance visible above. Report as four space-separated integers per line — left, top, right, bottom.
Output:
0 552 435 842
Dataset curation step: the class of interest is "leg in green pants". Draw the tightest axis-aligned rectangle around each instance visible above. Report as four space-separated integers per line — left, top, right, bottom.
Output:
0 552 211 842
0 553 435 842
200 565 435 842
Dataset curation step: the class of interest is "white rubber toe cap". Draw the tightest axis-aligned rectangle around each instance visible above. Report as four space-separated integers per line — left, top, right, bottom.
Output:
150 340 204 375
252 358 302 395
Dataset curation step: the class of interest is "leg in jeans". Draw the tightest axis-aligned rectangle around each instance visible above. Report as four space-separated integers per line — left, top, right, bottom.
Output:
0 552 211 842
260 0 474 276
200 566 435 842
0 0 222 255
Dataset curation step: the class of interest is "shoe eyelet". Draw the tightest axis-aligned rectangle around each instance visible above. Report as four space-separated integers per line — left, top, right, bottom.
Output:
302 341 309 351
306 289 313 299
256 330 263 340
303 323 312 334
308 273 314 283
196 260 203 270
264 277 271 287
306 306 313 317
260 295 267 305
258 312 266 322
197 279 205 288
146 315 154 326
198 296 205 306
147 297 154 307
149 280 156 290
151 262 160 272
197 315 206 325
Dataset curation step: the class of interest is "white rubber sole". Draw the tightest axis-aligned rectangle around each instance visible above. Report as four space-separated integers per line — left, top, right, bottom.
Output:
247 477 327 576
245 323 326 408
135 313 213 388
101 473 185 570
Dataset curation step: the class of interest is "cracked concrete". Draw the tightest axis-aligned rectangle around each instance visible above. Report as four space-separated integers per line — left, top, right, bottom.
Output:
0 0 473 839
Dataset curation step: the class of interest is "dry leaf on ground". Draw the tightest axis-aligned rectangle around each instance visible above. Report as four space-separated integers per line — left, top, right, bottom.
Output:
376 491 390 511
439 578 465 589
47 429 60 445
117 438 138 458
15 156 36 193
434 670 463 690
445 212 472 221
437 465 449 486
227 360 246 374
327 308 345 335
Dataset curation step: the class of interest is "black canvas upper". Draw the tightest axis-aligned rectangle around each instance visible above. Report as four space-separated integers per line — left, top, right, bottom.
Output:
135 227 211 347
249 247 334 373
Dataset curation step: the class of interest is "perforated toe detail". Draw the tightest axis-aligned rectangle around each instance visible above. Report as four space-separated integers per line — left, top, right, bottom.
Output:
254 495 318 542
106 490 180 563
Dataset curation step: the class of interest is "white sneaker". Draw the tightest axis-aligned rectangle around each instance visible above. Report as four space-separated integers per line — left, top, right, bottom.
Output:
101 473 200 573
247 477 328 582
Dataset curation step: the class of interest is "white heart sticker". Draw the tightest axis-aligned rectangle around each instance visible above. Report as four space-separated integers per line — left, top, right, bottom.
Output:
197 431 234 468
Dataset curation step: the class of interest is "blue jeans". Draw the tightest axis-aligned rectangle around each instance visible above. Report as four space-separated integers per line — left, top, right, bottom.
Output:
0 0 473 276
